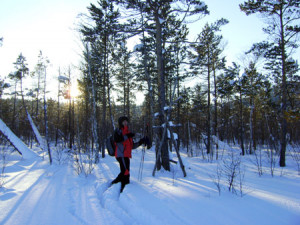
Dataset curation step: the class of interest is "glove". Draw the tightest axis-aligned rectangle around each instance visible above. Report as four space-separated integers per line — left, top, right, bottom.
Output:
138 137 145 146
144 136 152 149
139 136 152 149
126 132 135 138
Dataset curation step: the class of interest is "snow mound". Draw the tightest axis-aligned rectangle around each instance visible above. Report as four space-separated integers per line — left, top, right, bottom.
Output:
0 119 37 159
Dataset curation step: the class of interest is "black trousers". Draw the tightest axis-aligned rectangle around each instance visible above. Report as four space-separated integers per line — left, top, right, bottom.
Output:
112 157 130 192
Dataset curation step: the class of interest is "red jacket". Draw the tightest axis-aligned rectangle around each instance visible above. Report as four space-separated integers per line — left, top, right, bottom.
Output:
114 126 135 158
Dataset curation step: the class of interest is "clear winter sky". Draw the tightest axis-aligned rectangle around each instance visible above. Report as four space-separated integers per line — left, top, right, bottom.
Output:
0 0 299 97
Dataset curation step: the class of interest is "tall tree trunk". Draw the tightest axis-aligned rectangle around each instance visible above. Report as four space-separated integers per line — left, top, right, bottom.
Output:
141 20 154 145
249 97 254 155
239 89 245 156
43 66 52 164
55 68 61 147
155 10 169 171
207 47 211 156
86 43 99 161
36 69 41 116
68 68 73 149
213 64 219 159
279 6 287 167
12 82 17 131
100 39 108 160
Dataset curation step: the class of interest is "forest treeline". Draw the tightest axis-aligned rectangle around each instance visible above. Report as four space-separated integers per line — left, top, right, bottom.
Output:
0 1 299 170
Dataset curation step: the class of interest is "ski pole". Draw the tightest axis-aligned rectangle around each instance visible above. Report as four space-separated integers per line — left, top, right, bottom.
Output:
138 144 146 181
138 122 148 181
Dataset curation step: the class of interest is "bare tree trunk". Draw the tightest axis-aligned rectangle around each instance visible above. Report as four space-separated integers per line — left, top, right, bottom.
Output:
213 64 219 159
155 9 169 171
249 98 254 155
279 7 287 167
86 43 99 162
239 89 245 156
153 78 186 176
207 47 212 157
12 83 17 131
43 66 52 164
36 68 41 116
55 68 61 146
141 23 154 145
68 67 73 149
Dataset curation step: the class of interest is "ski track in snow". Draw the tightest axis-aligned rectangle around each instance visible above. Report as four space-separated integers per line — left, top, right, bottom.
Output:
0 158 118 225
1 147 300 225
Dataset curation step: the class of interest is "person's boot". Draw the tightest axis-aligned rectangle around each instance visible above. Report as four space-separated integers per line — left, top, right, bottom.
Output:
120 182 126 193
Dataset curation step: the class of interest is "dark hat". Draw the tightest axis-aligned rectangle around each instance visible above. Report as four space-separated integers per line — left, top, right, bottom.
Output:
118 116 129 128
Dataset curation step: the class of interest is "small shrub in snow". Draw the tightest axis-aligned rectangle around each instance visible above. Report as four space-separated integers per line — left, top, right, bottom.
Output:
265 147 278 177
72 146 95 177
289 143 300 175
252 148 264 176
209 164 222 196
211 152 245 196
222 152 242 194
53 143 69 165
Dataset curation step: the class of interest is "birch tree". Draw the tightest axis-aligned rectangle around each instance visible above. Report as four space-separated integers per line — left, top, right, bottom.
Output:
40 52 52 164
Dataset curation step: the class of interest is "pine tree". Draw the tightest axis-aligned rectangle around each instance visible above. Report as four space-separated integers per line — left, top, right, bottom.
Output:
240 0 300 166
0 78 9 99
115 0 209 172
217 70 236 143
189 19 228 156
8 55 23 132
80 0 122 159
242 61 266 154
114 38 136 117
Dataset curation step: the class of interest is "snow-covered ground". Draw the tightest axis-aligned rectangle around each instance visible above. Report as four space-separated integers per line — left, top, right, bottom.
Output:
1 143 300 225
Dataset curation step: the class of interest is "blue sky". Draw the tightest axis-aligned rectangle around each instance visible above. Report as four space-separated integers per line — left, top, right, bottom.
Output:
0 0 298 84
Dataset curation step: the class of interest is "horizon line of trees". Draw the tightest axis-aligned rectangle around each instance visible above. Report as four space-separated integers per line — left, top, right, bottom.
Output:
0 1 299 170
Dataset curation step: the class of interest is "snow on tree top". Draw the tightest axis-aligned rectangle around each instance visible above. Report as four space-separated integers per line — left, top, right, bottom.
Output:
195 2 207 9
164 106 172 111
159 18 165 24
134 44 144 51
58 75 69 83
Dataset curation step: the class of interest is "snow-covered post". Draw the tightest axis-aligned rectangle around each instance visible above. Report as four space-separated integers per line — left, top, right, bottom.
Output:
153 78 187 177
167 120 187 177
152 114 169 176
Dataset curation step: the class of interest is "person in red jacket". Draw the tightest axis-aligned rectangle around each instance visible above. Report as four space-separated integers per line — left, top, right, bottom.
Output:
111 116 148 192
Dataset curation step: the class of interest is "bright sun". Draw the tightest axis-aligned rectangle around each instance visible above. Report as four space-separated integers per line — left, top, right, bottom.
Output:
70 81 80 98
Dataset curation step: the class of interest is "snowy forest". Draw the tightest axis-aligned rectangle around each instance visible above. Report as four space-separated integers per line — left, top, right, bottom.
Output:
0 1 300 225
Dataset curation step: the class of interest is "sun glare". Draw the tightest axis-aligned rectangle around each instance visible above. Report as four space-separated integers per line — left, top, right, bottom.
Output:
70 81 80 98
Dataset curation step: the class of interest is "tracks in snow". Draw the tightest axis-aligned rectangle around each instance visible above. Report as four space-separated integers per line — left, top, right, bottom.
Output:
1 152 204 225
